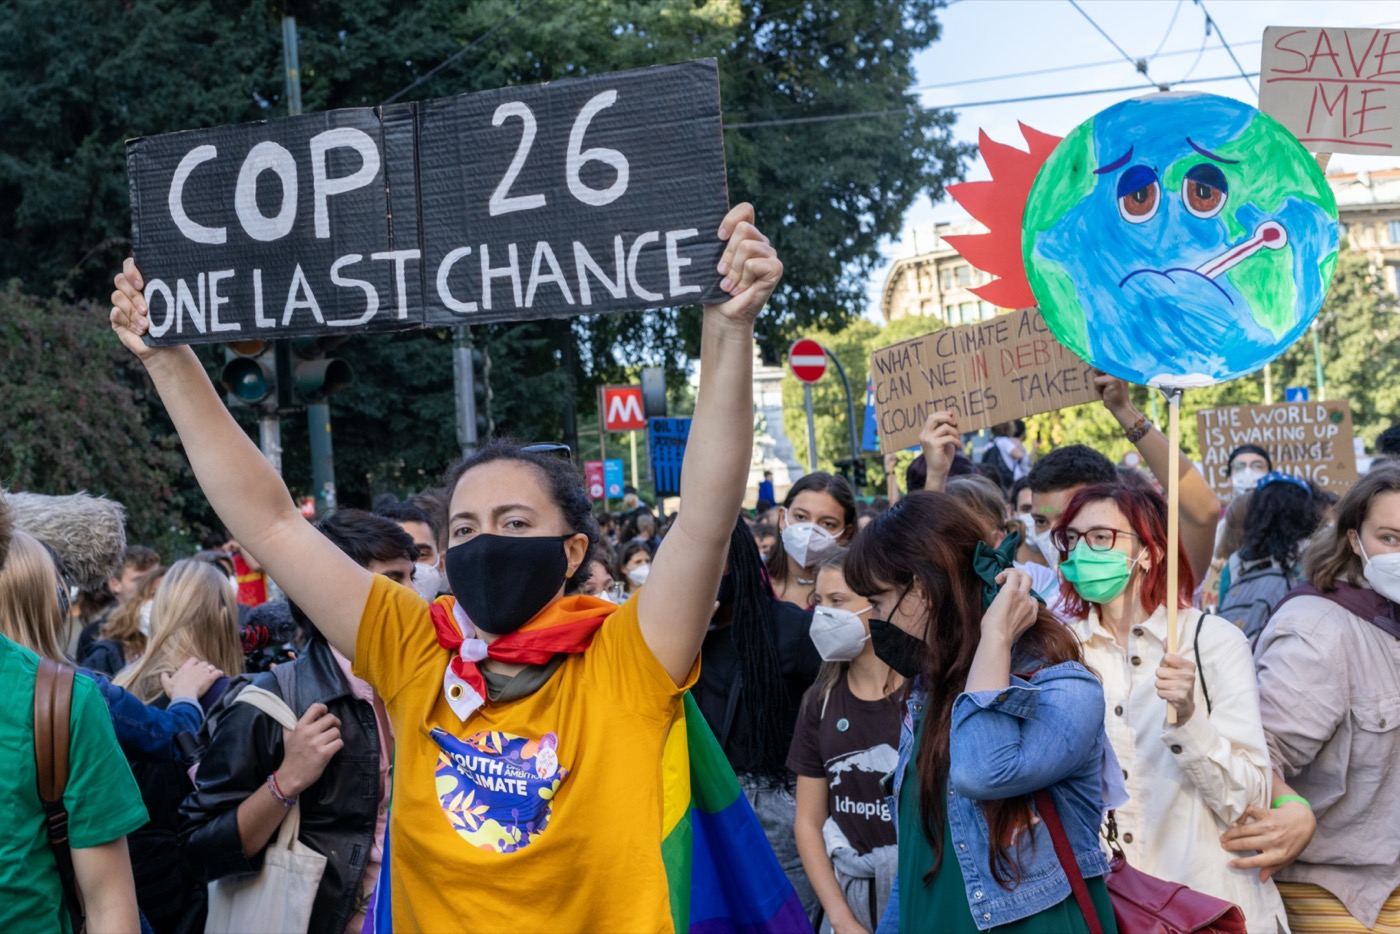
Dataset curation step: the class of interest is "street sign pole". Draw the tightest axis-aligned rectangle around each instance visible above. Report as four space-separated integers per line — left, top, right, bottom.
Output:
804 383 818 473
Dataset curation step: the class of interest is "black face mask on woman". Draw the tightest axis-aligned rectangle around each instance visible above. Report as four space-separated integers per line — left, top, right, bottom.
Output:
444 534 571 635
869 618 926 679
868 586 925 679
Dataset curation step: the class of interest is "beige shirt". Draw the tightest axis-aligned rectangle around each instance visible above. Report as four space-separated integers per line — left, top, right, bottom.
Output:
1075 605 1289 933
1256 593 1400 929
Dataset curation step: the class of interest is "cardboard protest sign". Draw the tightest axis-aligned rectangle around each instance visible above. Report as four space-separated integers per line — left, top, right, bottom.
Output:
127 60 729 345
945 96 1339 390
868 307 1099 454
1259 26 1400 156
1196 400 1357 498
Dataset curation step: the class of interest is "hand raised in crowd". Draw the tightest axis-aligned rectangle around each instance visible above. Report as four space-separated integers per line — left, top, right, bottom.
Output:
708 202 782 326
883 451 899 474
1220 800 1317 882
110 258 161 361
160 657 223 703
1154 653 1197 724
277 702 344 796
919 410 960 492
982 568 1039 647
1092 371 1134 418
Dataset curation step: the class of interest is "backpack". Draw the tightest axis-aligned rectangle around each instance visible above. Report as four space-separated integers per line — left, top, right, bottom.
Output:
1217 554 1293 645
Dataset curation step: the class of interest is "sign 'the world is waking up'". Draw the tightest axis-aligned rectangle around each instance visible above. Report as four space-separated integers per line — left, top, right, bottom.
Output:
127 60 729 346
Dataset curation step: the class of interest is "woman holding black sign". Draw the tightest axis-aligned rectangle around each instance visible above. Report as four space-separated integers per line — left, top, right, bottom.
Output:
109 203 780 932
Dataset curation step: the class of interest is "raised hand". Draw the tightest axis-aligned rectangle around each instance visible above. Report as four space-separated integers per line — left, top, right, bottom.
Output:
919 410 961 492
276 702 344 796
109 258 162 361
708 202 782 326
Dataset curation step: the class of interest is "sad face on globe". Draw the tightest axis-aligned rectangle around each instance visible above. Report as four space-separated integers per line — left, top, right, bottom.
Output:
961 93 1340 389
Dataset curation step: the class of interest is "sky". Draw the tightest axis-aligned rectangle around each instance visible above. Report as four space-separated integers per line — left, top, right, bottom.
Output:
861 0 1400 321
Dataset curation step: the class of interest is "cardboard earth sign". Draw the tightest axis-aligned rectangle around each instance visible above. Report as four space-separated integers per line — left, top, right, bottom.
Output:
1259 26 1400 157
869 306 1100 454
127 60 729 346
945 93 1340 390
1196 399 1357 498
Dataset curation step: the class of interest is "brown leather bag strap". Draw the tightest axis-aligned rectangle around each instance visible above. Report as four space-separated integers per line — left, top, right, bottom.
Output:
35 658 74 803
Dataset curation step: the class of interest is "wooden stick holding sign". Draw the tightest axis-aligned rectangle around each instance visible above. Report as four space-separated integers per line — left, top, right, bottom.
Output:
1163 388 1183 723
126 60 730 345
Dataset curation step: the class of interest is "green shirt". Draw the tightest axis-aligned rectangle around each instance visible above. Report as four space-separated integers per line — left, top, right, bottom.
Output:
0 636 148 932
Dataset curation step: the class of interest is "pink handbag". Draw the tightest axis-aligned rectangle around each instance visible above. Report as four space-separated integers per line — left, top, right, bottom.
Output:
1034 791 1248 934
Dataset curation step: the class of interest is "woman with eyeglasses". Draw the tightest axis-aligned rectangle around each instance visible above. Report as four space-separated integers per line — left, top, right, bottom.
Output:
107 204 782 931
1054 482 1289 932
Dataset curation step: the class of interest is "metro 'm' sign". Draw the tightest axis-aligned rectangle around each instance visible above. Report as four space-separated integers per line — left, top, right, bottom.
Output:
602 385 647 431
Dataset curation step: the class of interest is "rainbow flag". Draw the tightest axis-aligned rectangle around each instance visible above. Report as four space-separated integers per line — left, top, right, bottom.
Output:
663 693 812 934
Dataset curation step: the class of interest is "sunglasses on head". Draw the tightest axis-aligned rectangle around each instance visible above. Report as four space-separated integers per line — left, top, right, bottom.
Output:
521 442 572 461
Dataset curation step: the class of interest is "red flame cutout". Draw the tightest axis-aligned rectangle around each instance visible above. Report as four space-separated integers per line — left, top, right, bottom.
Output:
944 123 1063 310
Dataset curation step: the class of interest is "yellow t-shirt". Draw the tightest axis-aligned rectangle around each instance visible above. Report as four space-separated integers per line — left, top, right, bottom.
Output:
354 575 697 932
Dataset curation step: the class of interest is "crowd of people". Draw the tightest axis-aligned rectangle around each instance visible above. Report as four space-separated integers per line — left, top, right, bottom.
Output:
0 203 1398 934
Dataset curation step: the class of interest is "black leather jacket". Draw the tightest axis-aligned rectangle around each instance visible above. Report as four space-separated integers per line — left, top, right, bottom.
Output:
179 638 385 934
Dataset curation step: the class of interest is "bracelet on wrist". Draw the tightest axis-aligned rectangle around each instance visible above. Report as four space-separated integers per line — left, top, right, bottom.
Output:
1124 416 1151 444
267 772 298 807
1271 794 1310 809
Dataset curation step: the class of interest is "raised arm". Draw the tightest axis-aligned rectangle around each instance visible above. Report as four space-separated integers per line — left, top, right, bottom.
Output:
110 260 371 659
639 203 781 683
1095 374 1220 581
918 410 961 494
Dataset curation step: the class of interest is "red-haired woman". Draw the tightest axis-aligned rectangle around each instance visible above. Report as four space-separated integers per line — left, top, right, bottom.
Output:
1054 482 1287 932
848 492 1119 933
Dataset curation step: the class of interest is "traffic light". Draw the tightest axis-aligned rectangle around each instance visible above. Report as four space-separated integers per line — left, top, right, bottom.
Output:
472 345 494 439
219 339 354 413
219 340 281 410
290 337 355 403
834 457 868 491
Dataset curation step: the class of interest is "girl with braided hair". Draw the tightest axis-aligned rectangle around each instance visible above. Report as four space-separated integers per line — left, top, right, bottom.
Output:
692 517 823 919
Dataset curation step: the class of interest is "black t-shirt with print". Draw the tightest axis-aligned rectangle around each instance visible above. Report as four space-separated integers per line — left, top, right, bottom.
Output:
786 671 901 855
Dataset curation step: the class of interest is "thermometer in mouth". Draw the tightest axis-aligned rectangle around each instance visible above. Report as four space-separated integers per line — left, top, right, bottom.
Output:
1197 221 1288 280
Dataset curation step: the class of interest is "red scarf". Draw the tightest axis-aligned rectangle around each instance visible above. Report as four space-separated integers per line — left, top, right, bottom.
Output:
429 594 610 720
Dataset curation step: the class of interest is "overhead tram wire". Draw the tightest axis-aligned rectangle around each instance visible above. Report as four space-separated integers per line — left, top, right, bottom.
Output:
1147 0 1185 64
722 71 1261 130
1193 0 1257 96
381 0 546 105
1067 0 1160 90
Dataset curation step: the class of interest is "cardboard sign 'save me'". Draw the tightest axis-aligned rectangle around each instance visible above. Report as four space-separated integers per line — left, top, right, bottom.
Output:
127 60 729 345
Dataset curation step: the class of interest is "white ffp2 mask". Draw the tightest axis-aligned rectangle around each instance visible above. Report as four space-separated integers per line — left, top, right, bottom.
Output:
782 521 840 569
413 562 445 601
809 605 872 662
1360 541 1400 604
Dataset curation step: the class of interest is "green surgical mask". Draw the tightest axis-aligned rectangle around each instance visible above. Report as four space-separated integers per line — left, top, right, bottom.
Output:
1059 541 1137 603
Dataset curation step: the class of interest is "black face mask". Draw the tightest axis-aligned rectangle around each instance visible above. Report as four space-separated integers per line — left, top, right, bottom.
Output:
869 618 926 679
444 534 571 635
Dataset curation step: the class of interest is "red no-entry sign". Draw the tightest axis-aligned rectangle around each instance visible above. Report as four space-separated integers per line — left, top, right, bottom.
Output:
789 339 827 383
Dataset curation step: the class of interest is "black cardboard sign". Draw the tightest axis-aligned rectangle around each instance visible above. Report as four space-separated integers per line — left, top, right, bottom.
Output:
127 60 729 345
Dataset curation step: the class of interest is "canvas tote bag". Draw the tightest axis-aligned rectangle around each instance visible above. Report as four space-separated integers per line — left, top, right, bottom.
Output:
205 686 327 933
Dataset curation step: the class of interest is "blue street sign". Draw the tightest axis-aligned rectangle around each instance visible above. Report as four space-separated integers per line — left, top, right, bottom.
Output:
648 418 692 497
1285 386 1310 403
861 378 880 453
604 459 625 499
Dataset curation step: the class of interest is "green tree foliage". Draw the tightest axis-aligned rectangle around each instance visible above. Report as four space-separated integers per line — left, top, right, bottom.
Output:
0 0 965 527
0 285 193 552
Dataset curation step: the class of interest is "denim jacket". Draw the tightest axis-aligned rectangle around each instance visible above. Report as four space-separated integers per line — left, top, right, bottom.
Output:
86 669 203 763
877 662 1115 932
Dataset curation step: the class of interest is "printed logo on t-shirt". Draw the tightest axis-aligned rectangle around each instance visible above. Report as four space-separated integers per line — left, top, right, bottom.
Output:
430 727 567 853
826 743 898 824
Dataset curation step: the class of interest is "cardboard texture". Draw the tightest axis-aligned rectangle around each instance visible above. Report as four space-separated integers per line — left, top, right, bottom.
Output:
1196 399 1357 498
868 307 1099 454
1259 26 1400 156
128 60 729 346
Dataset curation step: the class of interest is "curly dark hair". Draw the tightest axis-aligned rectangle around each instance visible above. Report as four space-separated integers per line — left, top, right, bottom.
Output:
1239 480 1325 572
1027 444 1116 493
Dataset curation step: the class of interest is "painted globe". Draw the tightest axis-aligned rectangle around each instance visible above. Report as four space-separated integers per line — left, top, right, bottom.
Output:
1022 92 1339 388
